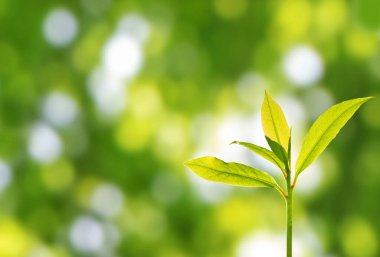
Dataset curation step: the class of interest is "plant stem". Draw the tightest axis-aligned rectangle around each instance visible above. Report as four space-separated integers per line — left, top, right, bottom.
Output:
286 177 293 257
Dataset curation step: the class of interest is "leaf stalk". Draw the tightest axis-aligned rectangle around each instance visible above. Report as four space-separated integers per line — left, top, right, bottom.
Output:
286 172 293 257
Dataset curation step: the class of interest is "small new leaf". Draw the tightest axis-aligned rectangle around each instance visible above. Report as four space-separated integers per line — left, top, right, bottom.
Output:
184 156 282 192
288 129 292 165
296 97 373 175
266 136 289 164
231 141 284 171
261 91 290 162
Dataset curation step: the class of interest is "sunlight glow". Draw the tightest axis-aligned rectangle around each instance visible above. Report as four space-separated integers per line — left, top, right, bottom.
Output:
69 216 104 254
103 35 143 80
215 115 254 164
42 91 79 128
28 123 62 164
276 94 306 128
43 8 78 47
87 68 126 117
237 232 304 257
296 161 323 194
0 161 12 193
91 183 124 218
283 46 324 86
117 14 150 44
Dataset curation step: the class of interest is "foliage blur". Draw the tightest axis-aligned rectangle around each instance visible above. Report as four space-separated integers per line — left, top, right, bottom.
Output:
0 0 380 256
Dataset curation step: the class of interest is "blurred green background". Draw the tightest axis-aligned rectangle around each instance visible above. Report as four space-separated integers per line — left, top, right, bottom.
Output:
0 0 380 256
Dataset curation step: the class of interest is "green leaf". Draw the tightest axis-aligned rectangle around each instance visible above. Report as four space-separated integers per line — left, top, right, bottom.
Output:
184 156 282 191
288 129 292 162
231 141 284 171
287 129 292 170
261 91 291 161
296 97 373 175
265 137 288 164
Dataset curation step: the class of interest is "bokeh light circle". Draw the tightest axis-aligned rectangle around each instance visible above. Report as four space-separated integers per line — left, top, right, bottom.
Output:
117 14 150 44
237 232 304 257
87 68 127 117
28 123 62 164
103 35 143 80
43 8 78 47
283 45 324 86
69 216 104 254
42 91 79 128
0 161 12 193
90 183 124 218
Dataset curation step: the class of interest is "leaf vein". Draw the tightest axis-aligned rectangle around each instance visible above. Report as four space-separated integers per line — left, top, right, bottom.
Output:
298 102 359 172
188 163 278 188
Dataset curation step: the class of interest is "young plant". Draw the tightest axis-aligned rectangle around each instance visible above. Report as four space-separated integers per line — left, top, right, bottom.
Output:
184 91 372 257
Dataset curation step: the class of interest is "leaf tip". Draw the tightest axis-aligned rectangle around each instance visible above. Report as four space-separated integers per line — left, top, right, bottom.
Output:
230 141 238 145
183 159 193 167
184 156 212 167
264 89 270 98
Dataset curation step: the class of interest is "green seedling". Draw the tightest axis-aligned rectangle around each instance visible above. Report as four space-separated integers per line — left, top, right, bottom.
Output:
184 91 372 257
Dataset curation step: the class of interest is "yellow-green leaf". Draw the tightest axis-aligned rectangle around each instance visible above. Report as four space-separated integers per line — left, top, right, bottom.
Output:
296 97 373 175
265 137 288 164
184 156 281 191
261 91 291 161
231 141 284 171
